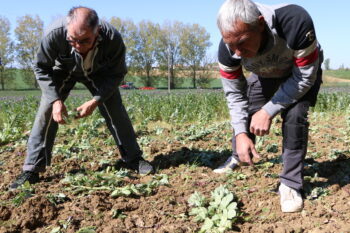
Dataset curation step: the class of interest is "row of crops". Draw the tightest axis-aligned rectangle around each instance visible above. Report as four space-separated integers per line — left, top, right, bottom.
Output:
1 90 350 146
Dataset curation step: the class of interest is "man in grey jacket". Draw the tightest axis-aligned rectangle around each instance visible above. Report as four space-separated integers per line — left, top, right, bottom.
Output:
10 7 153 190
214 0 322 212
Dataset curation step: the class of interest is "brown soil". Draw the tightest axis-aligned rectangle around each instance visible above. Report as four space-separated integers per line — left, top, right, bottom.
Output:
0 115 350 232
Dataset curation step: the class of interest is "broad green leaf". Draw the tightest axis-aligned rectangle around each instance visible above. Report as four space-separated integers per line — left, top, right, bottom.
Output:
227 202 238 219
50 227 61 233
190 207 208 221
188 191 206 207
200 218 214 233
220 193 233 209
218 218 232 232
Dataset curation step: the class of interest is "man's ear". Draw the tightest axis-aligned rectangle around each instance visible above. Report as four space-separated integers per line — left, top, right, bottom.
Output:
258 15 265 32
95 25 101 35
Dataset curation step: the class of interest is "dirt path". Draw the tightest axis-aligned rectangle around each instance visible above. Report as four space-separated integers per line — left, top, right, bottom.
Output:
323 75 350 83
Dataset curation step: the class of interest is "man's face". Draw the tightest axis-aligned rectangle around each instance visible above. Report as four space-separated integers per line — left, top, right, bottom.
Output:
66 23 98 56
222 16 265 58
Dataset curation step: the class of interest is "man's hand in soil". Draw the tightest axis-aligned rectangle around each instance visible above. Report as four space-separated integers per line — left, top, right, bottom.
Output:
236 133 260 165
76 99 99 118
250 109 272 136
52 100 68 124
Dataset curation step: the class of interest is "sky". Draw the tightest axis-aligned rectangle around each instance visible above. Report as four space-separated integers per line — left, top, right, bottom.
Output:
1 0 349 69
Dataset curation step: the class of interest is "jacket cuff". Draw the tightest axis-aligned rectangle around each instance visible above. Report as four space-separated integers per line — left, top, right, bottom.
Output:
233 123 248 136
93 96 102 103
44 93 60 104
262 101 284 118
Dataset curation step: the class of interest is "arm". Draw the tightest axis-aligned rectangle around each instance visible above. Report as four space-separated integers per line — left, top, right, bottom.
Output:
34 30 60 104
34 28 71 124
219 40 260 164
91 30 127 104
76 29 127 118
262 43 320 117
262 5 321 117
218 39 249 136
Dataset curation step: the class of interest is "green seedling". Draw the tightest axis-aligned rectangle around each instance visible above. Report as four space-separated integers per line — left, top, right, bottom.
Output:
111 209 127 219
62 110 80 124
76 226 96 233
188 185 240 233
307 187 330 200
46 193 70 205
111 174 169 197
11 181 34 206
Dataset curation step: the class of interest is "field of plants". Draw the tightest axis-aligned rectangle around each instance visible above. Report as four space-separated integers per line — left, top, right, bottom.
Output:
0 87 350 232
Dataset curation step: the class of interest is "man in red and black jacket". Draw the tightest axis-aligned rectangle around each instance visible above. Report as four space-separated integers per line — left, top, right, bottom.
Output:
214 0 323 213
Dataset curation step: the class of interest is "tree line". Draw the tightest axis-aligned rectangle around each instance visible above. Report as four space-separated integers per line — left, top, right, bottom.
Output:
0 14 214 90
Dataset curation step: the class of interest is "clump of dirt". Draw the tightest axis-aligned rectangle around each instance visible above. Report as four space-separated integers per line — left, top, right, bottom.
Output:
0 206 11 221
10 195 58 230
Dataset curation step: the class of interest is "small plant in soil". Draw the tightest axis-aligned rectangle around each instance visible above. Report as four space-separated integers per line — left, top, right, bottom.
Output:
188 185 240 233
111 174 169 197
11 181 34 206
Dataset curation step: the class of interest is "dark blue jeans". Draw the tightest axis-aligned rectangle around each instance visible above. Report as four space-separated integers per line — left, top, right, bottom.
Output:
232 70 322 191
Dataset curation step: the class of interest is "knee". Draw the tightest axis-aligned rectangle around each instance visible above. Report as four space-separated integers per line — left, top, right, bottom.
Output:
283 101 310 125
282 102 310 150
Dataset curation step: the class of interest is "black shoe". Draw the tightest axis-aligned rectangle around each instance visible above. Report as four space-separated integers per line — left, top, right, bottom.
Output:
9 171 39 190
127 158 154 175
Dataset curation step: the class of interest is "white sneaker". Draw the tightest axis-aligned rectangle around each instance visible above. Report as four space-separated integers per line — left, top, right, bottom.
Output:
279 183 303 213
213 156 239 174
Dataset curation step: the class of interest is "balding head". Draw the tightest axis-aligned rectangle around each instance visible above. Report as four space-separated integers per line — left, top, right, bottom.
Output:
67 6 99 34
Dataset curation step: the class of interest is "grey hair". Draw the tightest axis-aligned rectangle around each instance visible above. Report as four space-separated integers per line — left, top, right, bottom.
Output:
67 6 99 33
217 0 261 33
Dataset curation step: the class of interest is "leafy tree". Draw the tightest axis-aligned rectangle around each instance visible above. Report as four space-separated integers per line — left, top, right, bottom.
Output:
110 17 139 74
0 16 14 90
180 24 211 88
324 58 330 70
135 20 161 87
157 21 184 89
14 14 43 89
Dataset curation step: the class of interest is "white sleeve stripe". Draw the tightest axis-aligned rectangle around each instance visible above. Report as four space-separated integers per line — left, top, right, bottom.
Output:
218 62 241 72
294 40 317 58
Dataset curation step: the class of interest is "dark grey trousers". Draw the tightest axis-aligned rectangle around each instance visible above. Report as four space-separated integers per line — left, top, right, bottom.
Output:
231 71 322 191
23 77 142 173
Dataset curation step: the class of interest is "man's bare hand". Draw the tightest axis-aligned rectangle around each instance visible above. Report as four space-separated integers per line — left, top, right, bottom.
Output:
52 100 68 124
250 109 272 136
236 133 260 165
76 99 99 118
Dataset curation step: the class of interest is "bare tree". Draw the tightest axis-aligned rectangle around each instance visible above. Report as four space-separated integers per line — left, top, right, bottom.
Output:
14 14 43 89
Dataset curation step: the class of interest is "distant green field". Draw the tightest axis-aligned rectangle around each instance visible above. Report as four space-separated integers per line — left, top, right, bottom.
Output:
0 89 91 97
123 75 222 89
2 69 223 90
3 68 350 91
324 70 350 80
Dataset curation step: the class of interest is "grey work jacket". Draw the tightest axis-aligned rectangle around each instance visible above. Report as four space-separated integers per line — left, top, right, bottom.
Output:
34 17 127 104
